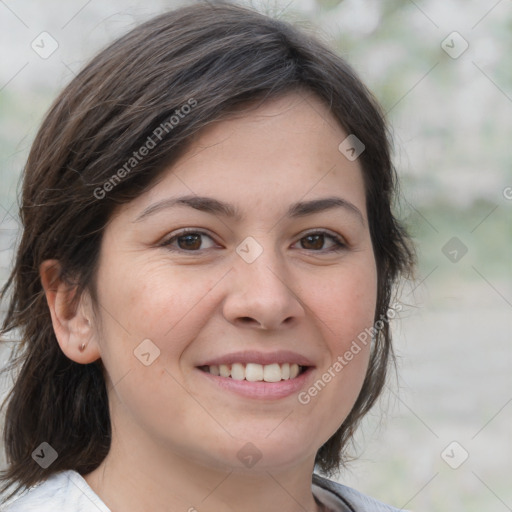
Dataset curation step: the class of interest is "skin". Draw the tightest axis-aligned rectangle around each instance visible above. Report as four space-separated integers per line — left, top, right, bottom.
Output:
40 91 378 512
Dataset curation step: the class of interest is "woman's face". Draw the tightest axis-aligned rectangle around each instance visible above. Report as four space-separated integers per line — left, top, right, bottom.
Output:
89 91 377 472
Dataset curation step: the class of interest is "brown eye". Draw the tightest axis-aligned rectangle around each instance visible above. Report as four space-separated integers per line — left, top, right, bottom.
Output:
301 234 324 250
296 232 346 252
161 230 216 252
176 234 202 250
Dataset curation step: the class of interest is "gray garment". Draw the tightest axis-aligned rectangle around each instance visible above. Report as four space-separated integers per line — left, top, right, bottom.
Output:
2 470 408 511
312 473 408 511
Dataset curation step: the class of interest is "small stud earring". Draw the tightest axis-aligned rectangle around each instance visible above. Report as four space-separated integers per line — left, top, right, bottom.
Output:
79 343 87 352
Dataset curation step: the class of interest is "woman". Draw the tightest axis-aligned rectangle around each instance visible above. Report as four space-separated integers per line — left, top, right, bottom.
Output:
0 2 414 510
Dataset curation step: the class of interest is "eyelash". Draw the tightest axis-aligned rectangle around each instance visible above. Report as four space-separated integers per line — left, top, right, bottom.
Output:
160 228 347 254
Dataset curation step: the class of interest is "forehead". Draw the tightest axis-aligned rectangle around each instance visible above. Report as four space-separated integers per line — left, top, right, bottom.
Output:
121 91 368 223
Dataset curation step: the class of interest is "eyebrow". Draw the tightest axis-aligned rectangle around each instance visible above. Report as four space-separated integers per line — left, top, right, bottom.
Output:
133 194 365 225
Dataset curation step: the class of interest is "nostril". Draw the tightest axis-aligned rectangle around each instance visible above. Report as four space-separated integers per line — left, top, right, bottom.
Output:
238 317 260 326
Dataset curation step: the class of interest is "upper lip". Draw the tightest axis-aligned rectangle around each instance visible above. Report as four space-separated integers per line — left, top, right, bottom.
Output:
197 350 315 367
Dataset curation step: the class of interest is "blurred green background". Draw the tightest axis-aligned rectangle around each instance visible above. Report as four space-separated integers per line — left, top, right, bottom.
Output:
1 1 511 510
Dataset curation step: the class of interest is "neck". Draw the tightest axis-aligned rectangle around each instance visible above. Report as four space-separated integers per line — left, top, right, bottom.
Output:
84 426 323 512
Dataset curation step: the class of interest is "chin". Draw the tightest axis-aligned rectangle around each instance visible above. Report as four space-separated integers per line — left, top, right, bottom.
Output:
214 433 318 473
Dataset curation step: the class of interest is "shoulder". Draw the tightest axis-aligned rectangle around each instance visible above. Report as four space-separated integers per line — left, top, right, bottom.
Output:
312 473 409 512
1 470 110 512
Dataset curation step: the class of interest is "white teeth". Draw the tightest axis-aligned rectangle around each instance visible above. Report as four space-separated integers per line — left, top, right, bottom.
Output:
245 363 263 382
263 363 282 382
219 364 230 378
206 362 305 381
231 363 245 380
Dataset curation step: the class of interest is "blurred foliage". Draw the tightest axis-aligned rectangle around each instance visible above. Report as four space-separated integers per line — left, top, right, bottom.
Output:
300 0 512 285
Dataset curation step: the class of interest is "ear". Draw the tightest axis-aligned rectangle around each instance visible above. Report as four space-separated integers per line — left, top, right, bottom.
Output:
39 259 101 364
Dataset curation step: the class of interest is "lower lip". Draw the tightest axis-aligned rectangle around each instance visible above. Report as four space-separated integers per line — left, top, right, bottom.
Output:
195 367 314 400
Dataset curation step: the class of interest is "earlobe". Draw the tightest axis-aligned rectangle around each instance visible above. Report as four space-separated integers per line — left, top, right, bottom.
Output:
39 259 101 364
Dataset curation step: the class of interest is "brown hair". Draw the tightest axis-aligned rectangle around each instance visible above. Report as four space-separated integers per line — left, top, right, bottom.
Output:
0 0 414 500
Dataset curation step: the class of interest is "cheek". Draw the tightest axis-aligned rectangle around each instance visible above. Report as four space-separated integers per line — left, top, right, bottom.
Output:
297 256 377 423
318 286 376 384
311 258 378 348
92 261 215 432
94 258 222 369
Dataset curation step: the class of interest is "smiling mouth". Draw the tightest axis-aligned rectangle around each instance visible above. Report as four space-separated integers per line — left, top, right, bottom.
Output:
197 363 308 382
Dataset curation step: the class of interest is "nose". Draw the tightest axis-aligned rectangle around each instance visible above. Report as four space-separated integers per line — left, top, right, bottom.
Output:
222 243 306 331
